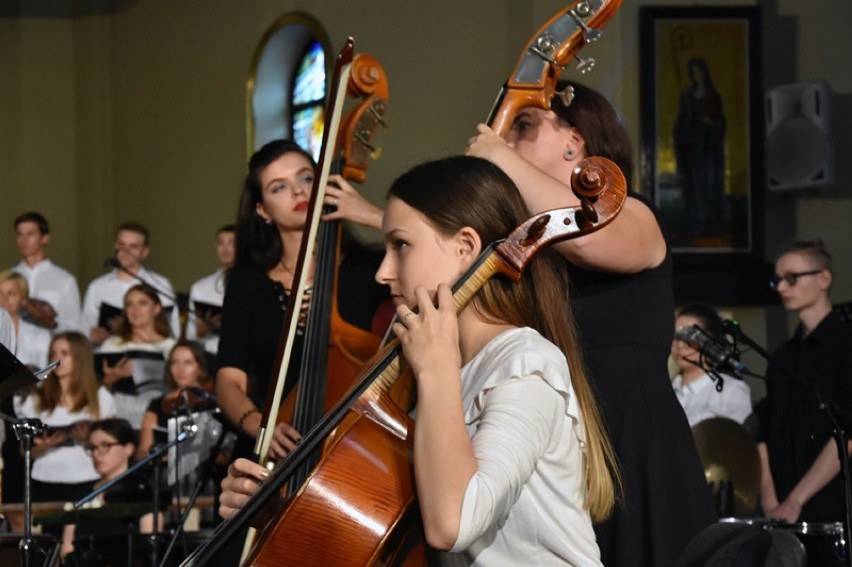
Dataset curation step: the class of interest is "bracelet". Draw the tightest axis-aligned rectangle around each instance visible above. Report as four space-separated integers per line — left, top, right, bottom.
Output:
237 407 260 431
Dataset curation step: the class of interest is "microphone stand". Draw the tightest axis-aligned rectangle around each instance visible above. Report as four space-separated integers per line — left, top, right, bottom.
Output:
5 416 45 567
106 256 218 333
724 319 852 565
158 409 228 567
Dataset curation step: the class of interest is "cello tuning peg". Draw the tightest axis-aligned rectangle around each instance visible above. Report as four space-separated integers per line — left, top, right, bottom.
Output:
575 55 595 74
370 146 383 161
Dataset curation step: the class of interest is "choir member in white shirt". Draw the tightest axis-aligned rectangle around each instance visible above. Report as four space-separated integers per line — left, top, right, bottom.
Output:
79 222 181 345
10 211 81 332
0 270 51 369
671 304 752 427
185 224 235 357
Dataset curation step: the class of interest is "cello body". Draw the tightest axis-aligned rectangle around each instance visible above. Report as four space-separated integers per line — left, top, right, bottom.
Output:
247 386 424 566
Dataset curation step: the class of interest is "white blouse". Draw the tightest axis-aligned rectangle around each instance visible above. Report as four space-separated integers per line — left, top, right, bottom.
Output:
443 327 601 567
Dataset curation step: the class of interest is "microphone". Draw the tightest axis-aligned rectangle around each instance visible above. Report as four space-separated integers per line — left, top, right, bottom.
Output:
675 324 747 381
185 385 219 405
103 254 120 270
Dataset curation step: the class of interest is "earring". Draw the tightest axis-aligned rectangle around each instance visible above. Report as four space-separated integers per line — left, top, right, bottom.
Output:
264 219 272 225
563 148 575 160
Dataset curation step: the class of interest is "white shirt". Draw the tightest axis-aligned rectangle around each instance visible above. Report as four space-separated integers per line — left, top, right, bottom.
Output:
672 372 753 427
443 327 601 567
0 307 14 353
185 268 226 354
15 319 51 369
14 387 117 483
97 336 174 429
79 267 181 339
11 259 81 332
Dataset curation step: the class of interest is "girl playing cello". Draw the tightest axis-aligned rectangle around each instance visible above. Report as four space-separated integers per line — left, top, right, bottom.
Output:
221 156 619 566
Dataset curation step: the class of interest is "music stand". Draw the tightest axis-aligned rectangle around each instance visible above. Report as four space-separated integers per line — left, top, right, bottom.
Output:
0 344 44 401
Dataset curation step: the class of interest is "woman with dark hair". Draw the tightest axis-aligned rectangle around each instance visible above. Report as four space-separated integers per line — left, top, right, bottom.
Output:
221 156 619 565
671 304 752 427
137 339 214 460
98 283 175 429
674 57 726 238
216 139 388 461
467 81 715 566
15 331 117 503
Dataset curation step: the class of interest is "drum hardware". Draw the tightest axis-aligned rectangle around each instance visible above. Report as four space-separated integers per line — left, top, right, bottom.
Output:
723 319 852 563
719 518 848 567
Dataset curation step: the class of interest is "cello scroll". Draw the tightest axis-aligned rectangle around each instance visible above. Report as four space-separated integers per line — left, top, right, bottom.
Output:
497 156 626 277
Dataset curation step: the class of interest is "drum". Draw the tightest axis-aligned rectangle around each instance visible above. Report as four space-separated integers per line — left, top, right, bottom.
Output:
779 522 847 567
719 517 848 567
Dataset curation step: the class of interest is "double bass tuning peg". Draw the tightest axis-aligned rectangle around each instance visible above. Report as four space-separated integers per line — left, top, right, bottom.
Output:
355 130 383 160
569 4 603 43
575 55 595 74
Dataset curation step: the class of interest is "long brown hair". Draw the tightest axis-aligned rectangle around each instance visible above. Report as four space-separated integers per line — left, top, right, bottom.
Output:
116 284 172 341
388 156 620 521
35 331 101 417
163 339 210 391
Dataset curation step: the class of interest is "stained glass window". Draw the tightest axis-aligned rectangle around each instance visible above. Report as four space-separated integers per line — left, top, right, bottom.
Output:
292 41 326 160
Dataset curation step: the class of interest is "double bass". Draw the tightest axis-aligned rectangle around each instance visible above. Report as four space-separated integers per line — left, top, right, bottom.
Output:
184 2 623 565
239 40 393 559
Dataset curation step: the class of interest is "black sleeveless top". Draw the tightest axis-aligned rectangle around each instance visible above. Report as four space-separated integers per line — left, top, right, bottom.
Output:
568 193 715 567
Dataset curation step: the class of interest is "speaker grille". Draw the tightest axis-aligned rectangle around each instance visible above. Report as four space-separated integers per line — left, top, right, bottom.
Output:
765 81 834 191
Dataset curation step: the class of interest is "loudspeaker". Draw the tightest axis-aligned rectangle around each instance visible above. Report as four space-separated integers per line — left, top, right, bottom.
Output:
765 80 834 191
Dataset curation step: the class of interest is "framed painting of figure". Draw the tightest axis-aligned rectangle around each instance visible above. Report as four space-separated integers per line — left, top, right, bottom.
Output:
639 6 764 257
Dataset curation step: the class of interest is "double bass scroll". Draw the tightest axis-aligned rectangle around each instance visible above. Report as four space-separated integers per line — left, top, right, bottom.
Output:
486 0 622 137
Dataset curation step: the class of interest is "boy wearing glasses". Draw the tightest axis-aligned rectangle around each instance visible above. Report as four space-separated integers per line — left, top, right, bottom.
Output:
757 238 852 525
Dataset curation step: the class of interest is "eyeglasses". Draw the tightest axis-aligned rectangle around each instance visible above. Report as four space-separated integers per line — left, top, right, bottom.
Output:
83 441 122 456
769 269 822 290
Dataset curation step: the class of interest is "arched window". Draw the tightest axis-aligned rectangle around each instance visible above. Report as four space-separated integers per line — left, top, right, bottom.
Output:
247 13 331 160
291 40 326 160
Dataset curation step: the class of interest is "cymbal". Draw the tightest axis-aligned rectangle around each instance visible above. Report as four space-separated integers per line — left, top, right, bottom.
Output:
691 417 761 517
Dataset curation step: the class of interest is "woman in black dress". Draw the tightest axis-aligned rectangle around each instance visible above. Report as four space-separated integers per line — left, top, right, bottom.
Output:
467 80 715 566
216 139 388 462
